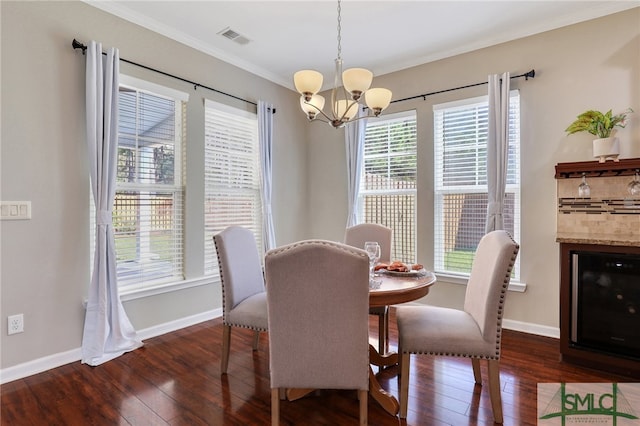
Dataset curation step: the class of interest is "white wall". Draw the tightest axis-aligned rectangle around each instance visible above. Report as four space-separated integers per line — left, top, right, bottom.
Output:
0 1 308 372
307 8 640 331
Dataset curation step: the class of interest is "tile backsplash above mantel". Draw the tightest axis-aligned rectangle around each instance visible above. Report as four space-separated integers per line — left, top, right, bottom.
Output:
555 158 640 246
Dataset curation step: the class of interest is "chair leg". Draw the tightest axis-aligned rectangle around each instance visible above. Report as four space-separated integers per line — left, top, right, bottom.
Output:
399 353 410 419
252 330 260 350
271 388 280 426
471 358 482 384
221 325 231 374
487 359 504 424
358 389 368 426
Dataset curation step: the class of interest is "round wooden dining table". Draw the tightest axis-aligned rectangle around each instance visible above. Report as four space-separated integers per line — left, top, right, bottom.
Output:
368 270 437 416
369 270 436 308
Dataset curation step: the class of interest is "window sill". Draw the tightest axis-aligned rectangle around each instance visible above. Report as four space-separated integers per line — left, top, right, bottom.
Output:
82 276 216 309
120 276 216 302
435 272 527 293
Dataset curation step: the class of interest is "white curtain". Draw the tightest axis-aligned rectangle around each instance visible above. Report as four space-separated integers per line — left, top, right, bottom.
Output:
82 41 143 366
345 107 368 228
485 72 510 233
258 100 276 251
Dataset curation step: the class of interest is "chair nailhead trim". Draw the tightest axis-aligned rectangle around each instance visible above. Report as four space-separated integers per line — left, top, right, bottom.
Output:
268 239 369 260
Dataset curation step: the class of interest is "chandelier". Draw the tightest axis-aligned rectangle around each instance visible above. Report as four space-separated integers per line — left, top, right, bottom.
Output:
293 0 392 129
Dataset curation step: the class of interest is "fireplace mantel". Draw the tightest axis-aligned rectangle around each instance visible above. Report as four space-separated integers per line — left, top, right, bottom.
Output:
556 233 640 246
555 158 640 179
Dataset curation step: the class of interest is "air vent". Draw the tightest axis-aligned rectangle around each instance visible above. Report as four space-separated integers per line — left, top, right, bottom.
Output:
218 27 251 45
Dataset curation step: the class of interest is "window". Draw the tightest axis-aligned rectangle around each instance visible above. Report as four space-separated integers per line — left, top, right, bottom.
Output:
110 76 187 292
204 100 262 275
360 111 417 262
433 92 520 279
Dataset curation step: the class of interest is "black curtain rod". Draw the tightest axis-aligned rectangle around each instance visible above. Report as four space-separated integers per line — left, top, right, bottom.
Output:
72 39 275 113
391 69 535 104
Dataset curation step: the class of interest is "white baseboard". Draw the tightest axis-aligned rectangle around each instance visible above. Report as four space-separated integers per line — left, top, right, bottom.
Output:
0 308 222 385
1 308 558 384
502 318 560 339
0 347 83 385
136 308 222 341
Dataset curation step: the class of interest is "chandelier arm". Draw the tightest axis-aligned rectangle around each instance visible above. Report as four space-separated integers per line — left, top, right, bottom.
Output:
345 111 374 125
309 116 331 125
340 80 350 103
331 58 341 118
337 99 359 122
302 100 337 123
331 88 338 118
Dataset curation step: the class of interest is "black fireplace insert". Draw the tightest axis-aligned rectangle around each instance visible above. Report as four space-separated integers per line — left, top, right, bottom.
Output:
571 250 640 361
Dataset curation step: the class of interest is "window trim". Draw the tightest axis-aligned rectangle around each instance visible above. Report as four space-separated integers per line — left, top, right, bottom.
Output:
432 91 521 281
359 109 417 263
91 75 188 295
203 98 262 277
120 74 189 102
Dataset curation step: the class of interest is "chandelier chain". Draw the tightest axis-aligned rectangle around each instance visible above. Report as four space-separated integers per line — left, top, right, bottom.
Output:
336 0 342 60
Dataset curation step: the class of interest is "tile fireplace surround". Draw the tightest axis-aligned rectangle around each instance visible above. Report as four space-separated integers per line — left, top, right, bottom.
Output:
555 158 640 246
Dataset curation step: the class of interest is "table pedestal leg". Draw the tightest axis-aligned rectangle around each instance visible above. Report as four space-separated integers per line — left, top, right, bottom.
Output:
369 366 399 416
286 388 314 401
369 344 398 367
368 343 399 416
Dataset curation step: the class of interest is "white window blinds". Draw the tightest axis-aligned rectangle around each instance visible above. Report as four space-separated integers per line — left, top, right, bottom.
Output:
111 79 187 292
204 100 262 275
433 92 520 278
360 111 417 262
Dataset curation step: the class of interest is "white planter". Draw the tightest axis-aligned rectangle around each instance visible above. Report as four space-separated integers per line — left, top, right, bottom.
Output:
592 137 620 163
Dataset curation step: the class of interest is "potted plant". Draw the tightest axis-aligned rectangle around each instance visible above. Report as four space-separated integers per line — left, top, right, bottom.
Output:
565 108 633 162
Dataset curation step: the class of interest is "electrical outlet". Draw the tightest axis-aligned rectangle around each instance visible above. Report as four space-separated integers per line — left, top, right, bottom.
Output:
8 314 24 335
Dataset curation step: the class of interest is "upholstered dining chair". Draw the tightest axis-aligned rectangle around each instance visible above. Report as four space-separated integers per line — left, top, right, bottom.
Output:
345 223 393 355
396 230 519 423
265 240 370 426
213 226 268 375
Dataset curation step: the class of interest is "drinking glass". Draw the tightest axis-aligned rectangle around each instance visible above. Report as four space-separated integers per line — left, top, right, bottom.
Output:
628 170 640 196
364 241 381 289
578 173 591 198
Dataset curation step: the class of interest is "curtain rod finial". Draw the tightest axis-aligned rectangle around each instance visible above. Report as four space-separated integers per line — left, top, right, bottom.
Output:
72 39 87 55
525 69 535 80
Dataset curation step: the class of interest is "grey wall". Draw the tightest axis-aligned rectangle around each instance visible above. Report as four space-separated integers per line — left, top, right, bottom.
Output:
0 1 307 370
307 8 640 330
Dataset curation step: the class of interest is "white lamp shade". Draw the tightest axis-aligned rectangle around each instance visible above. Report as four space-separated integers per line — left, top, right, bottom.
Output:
300 94 325 114
294 70 323 96
335 100 358 121
342 68 373 94
365 88 392 111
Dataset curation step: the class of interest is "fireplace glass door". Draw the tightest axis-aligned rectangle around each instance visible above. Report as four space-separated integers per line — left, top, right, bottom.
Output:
571 251 640 360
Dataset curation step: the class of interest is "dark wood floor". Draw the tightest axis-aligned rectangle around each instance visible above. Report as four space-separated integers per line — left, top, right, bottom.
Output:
1 309 635 425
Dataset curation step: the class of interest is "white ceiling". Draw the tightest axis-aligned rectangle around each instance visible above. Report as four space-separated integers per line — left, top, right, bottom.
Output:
87 1 638 91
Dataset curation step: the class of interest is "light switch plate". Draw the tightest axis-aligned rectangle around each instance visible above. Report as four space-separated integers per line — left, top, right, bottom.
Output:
0 201 31 220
